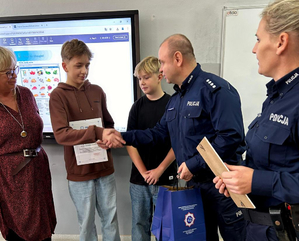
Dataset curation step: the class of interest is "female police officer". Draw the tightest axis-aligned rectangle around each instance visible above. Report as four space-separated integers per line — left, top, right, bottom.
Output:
214 0 299 240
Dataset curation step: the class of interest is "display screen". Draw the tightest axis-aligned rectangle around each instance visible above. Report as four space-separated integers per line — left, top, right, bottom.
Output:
0 11 140 139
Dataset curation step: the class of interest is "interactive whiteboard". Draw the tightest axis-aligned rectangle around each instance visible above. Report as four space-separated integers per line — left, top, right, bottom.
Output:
0 11 140 139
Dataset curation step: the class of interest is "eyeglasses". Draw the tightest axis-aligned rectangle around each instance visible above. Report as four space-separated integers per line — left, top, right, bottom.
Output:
0 66 19 78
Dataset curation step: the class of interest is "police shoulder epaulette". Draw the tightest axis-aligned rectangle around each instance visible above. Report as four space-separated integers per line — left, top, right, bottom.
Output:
204 78 221 93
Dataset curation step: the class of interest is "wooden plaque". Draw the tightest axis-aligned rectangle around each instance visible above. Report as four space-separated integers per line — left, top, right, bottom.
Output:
197 137 255 209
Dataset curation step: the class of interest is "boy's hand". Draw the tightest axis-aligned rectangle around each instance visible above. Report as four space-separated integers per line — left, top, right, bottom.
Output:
144 167 163 185
97 129 126 148
97 139 110 149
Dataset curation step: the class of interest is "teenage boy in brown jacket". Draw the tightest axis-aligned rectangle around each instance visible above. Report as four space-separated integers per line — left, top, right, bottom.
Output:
49 39 120 241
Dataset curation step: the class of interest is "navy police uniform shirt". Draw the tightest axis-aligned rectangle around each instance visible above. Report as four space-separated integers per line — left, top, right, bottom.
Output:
247 67 299 210
122 64 246 179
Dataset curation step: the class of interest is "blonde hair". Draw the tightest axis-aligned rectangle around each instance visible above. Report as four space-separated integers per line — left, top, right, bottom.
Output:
262 0 299 36
0 47 16 71
61 39 93 61
134 56 160 77
161 34 195 60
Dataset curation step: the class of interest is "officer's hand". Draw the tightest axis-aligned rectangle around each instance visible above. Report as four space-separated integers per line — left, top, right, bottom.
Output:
213 176 230 197
99 128 126 148
177 162 193 181
221 164 254 195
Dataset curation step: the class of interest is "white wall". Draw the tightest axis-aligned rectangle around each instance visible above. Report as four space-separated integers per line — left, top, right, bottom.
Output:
0 0 270 235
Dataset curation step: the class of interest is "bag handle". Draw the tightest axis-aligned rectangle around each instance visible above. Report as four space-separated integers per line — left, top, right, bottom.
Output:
165 176 193 192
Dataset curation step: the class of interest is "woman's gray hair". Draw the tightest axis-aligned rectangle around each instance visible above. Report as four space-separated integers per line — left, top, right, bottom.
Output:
0 47 16 71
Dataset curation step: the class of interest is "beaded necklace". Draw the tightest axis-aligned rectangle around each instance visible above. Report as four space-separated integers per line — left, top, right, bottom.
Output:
0 92 27 138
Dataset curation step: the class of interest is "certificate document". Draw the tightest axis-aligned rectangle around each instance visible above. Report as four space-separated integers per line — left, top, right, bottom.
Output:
69 118 108 165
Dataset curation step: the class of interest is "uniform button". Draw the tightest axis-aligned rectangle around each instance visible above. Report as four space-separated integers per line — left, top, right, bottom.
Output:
256 124 259 128
270 101 273 104
280 93 283 96
264 136 268 140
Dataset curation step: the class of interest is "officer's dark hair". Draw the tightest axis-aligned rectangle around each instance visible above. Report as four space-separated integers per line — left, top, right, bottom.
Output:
161 34 195 61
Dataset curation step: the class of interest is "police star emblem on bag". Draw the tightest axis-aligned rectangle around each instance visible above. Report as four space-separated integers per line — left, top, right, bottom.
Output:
184 212 196 227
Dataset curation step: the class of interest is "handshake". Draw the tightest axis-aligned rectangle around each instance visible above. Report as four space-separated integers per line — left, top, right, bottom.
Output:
97 128 126 149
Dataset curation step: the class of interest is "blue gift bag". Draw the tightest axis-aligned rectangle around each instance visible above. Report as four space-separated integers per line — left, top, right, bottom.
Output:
152 186 206 241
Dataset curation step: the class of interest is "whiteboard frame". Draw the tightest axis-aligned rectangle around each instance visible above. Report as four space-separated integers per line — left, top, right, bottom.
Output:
220 5 266 77
220 5 271 131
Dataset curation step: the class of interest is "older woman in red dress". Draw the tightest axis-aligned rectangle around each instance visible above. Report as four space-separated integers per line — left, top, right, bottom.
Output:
0 47 56 240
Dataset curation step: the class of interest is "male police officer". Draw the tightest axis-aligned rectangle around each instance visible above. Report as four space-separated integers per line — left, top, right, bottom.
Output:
102 34 247 241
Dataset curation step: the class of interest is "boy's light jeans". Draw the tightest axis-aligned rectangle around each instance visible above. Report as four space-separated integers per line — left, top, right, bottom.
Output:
68 174 121 241
130 183 159 241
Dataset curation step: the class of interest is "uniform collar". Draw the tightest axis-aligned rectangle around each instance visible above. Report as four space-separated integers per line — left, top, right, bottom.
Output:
173 63 202 94
266 67 299 98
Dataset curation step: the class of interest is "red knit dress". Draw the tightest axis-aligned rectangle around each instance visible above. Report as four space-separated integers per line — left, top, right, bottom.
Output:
0 86 56 240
